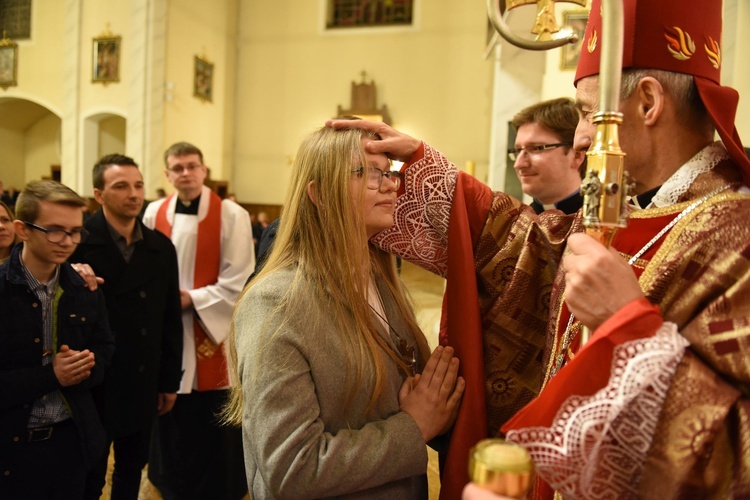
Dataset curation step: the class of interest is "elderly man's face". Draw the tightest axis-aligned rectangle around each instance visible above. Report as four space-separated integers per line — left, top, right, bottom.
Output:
574 75 649 193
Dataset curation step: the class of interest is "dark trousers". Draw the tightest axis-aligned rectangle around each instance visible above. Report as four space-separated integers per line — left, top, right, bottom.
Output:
148 390 247 500
8 419 86 500
83 426 151 500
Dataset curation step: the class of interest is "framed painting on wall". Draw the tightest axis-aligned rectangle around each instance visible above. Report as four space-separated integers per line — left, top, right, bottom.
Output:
560 10 589 70
0 36 18 89
92 35 121 83
194 55 213 102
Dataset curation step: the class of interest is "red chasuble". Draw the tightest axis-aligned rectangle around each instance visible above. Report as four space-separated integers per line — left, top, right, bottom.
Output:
502 213 680 499
155 191 229 391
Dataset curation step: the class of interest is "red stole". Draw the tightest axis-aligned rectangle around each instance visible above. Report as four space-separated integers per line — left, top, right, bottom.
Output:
155 191 229 391
556 212 678 368
438 172 494 500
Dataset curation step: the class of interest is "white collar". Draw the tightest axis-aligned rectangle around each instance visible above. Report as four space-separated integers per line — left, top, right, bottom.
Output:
649 142 729 208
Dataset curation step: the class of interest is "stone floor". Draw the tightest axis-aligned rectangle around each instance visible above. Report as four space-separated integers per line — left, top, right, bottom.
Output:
103 261 446 499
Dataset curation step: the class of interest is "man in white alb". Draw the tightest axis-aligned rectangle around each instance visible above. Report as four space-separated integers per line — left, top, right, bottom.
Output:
143 142 254 500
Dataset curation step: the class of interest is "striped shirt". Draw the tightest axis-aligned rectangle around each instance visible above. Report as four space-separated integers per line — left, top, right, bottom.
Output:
21 260 71 427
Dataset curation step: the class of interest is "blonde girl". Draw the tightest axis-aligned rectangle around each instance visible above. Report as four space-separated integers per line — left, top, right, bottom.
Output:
225 126 464 499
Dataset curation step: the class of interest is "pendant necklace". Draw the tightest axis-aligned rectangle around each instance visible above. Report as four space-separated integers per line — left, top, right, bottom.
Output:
368 303 418 376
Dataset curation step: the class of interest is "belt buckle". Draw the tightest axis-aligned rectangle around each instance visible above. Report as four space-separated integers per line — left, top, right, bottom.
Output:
28 426 54 442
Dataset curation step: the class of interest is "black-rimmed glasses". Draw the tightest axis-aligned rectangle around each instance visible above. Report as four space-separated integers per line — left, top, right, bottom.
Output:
351 167 403 190
23 221 89 244
507 143 572 161
166 163 203 175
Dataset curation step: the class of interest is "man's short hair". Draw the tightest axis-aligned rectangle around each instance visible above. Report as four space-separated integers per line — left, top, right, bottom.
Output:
620 69 713 135
92 154 139 190
15 180 87 223
511 97 583 176
164 142 204 167
511 97 578 147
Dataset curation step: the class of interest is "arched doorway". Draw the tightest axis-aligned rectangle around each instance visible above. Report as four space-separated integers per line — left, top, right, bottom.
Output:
81 112 127 197
0 97 62 196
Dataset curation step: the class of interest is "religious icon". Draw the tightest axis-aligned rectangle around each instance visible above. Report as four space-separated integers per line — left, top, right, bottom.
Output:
194 55 214 102
561 11 589 70
0 34 18 89
92 35 121 84
581 169 602 224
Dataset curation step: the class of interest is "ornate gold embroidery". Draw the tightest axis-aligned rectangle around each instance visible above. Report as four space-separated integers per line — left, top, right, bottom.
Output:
196 337 220 358
639 191 746 293
587 30 597 53
704 35 721 69
665 26 695 61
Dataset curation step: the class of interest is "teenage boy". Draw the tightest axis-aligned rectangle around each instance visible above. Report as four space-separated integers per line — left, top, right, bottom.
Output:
0 180 114 499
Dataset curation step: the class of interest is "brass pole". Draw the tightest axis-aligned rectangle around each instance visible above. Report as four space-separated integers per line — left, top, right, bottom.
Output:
579 0 627 345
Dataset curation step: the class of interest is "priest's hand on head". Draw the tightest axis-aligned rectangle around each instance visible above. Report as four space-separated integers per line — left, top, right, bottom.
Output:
325 119 421 163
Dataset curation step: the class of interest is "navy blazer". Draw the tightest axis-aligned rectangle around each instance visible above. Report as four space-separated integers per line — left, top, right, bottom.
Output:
0 244 115 487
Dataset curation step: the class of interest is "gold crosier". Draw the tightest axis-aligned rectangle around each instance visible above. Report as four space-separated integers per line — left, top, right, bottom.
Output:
487 0 585 48
487 0 628 344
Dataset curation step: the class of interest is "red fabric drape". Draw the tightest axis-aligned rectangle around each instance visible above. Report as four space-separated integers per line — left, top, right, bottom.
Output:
439 172 494 500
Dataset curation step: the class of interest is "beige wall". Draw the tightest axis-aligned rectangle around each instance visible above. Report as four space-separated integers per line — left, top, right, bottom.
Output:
25 114 61 183
99 116 127 158
162 0 238 183
541 46 578 101
729 0 750 141
14 1 67 108
80 1 130 114
231 0 494 204
0 128 25 191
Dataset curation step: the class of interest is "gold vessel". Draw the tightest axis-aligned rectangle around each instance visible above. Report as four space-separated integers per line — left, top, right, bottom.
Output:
468 439 534 497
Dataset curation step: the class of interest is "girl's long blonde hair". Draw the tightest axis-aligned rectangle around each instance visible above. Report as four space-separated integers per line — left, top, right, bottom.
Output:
223 126 430 425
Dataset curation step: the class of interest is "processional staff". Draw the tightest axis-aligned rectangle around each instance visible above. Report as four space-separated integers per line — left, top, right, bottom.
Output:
488 0 630 346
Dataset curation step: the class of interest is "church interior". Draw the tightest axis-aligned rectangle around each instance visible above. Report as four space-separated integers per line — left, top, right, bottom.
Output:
0 1 747 212
1 0 749 498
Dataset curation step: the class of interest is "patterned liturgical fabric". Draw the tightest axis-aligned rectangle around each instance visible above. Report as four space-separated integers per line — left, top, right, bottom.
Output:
374 142 750 497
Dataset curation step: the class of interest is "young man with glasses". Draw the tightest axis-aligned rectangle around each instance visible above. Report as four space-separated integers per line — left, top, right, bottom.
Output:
142 142 254 500
0 180 114 499
509 97 586 215
70 154 184 500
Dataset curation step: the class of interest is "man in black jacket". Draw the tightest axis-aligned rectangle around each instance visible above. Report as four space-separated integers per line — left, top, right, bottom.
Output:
72 154 183 500
0 180 115 499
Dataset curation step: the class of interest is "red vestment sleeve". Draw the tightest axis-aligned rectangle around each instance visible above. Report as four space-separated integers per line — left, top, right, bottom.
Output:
502 298 663 432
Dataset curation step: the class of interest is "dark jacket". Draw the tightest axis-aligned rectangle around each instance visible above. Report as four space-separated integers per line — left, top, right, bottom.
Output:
0 244 115 486
71 210 183 437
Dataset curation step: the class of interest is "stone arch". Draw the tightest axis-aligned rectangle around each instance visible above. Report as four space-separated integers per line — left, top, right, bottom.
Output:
0 96 62 194
80 111 127 197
